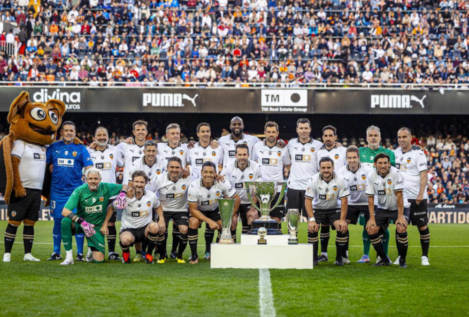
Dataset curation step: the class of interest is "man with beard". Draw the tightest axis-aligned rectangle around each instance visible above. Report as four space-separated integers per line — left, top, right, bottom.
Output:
187 162 240 263
88 126 124 261
253 121 291 223
314 125 347 263
218 117 260 169
357 125 395 263
46 122 93 262
287 118 323 219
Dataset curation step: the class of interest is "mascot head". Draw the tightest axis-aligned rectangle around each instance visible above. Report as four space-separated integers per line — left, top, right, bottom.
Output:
8 92 66 145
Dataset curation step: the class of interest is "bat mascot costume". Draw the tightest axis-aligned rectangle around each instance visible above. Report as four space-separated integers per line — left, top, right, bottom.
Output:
1 91 66 262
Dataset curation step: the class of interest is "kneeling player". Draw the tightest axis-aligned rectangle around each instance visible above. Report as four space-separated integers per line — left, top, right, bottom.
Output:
337 146 373 263
60 168 129 265
188 162 240 264
109 170 164 264
365 153 410 268
305 157 350 266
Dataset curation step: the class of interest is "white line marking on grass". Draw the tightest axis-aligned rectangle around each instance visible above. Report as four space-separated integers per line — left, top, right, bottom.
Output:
259 269 276 317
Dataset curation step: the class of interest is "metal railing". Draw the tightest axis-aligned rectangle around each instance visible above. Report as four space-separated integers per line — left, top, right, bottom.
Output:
0 41 17 60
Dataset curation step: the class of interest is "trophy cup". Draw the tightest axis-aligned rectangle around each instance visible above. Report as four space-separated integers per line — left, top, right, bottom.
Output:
243 181 287 235
258 227 267 245
218 198 235 244
287 209 299 245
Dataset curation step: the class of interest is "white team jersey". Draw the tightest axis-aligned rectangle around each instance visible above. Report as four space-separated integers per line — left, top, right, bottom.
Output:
316 145 347 171
126 156 166 185
121 190 160 230
218 134 260 168
88 145 123 183
394 147 428 200
147 172 192 212
287 138 323 190
188 179 236 212
365 166 410 210
117 142 145 184
253 140 291 182
337 164 373 205
11 140 46 190
306 172 350 210
157 142 188 167
221 160 262 205
187 142 224 179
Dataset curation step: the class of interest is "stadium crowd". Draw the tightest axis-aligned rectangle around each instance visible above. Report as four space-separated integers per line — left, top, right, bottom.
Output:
1 0 469 86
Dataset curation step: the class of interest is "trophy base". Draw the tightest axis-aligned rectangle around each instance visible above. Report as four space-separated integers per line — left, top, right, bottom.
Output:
288 239 298 245
219 239 234 244
247 219 283 235
258 238 267 245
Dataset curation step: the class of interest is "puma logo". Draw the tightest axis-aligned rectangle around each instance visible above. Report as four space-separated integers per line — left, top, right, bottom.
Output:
182 94 198 107
411 95 426 108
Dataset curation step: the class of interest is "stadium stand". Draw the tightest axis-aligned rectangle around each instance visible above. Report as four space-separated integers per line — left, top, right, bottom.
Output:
1 0 469 86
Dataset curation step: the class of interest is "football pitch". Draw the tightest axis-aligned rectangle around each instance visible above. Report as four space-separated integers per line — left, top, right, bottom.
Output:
0 221 468 317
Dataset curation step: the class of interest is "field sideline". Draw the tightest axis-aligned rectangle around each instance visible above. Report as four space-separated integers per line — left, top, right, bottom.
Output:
0 221 468 317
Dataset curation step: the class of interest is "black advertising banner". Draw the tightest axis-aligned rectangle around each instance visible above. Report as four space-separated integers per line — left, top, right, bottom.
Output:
428 204 469 224
1 87 469 114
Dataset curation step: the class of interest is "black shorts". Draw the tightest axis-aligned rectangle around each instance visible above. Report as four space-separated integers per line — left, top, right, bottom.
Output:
120 226 147 245
108 198 117 223
8 188 42 222
375 208 410 231
286 188 307 217
314 208 341 225
408 199 429 227
264 192 285 219
347 205 369 224
163 211 189 227
238 204 251 228
201 208 221 222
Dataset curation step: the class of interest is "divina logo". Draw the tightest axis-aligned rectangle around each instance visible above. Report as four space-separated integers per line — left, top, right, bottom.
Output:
143 93 198 107
371 95 426 109
32 89 81 110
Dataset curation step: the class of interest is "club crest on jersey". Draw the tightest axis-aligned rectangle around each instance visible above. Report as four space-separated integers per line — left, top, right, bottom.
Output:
73 151 77 157
333 185 338 191
147 201 151 207
407 157 411 163
212 151 216 157
311 148 315 153
361 174 366 180
215 191 221 197
179 150 184 155
387 179 392 185
156 169 162 175
110 154 114 159
334 154 339 159
182 185 187 191
277 151 282 157
99 196 104 202
248 173 253 179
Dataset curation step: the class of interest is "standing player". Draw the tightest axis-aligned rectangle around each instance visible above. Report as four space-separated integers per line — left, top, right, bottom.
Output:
157 123 191 259
46 121 93 261
305 157 350 266
253 121 291 223
59 168 129 265
337 146 373 263
106 170 164 264
394 127 430 266
358 126 395 263
218 117 260 169
127 140 166 186
221 144 262 237
315 125 346 262
365 153 410 268
147 157 192 264
287 118 323 219
187 162 240 263
88 126 124 261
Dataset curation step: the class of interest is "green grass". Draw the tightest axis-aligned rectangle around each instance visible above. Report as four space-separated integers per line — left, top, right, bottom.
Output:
0 221 468 317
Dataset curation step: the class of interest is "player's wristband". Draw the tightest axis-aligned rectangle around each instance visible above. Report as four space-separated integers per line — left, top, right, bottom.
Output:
67 213 84 224
308 217 316 222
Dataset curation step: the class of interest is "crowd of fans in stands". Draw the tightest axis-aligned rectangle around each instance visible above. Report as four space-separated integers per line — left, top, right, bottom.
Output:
1 0 469 86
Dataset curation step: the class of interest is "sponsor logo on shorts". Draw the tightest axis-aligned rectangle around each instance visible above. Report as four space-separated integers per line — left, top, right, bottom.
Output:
11 211 17 217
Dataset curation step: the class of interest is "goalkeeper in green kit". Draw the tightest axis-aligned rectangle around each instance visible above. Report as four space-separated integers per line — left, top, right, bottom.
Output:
357 126 395 264
60 168 132 265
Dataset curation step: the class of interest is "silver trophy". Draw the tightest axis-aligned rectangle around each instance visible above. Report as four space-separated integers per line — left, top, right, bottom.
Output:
244 181 287 235
287 209 300 245
218 198 235 244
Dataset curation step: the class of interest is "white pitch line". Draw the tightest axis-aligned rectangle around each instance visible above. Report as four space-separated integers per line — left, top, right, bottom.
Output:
259 269 276 317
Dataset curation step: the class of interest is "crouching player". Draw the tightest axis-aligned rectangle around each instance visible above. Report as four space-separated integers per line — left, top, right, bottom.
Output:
60 168 129 265
106 170 164 264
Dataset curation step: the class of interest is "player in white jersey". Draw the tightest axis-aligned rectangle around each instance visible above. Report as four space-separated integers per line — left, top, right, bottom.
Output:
147 157 192 264
337 146 374 264
394 127 430 266
287 118 323 218
253 121 291 222
157 123 191 259
315 125 347 261
187 123 223 179
221 144 262 236
187 161 240 263
218 116 260 169
104 171 164 264
88 126 124 260
365 153 410 268
305 157 350 266
127 140 166 188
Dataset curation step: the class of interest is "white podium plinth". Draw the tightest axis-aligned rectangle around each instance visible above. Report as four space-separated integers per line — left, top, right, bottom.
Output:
211 234 313 269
